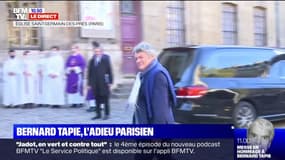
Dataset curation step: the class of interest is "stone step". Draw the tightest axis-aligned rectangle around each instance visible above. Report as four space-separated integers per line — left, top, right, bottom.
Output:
111 83 133 98
116 83 133 88
111 92 130 99
112 87 132 93
123 74 136 79
110 76 135 99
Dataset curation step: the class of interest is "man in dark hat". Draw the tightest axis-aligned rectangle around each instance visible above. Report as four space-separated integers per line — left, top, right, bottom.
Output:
88 41 113 120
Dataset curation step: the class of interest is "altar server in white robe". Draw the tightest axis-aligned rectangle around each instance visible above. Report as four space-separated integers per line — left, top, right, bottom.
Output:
35 50 48 106
44 46 65 108
2 49 22 107
20 50 37 108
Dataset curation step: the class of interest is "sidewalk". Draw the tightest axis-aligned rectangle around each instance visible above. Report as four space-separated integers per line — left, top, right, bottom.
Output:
0 98 133 138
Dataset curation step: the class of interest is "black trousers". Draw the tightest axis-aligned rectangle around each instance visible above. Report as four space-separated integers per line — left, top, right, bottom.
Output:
95 95 110 117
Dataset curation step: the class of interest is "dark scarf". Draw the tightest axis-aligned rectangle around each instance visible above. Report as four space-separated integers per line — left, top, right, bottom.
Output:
140 59 176 121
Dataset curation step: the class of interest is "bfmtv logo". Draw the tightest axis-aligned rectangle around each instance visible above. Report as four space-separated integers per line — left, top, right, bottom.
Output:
13 8 45 20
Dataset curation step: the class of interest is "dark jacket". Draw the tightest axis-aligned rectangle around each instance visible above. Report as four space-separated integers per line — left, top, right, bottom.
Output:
87 54 113 97
133 59 176 124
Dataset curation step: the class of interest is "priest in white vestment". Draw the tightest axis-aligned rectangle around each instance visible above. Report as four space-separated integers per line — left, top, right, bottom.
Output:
44 46 65 107
35 50 48 106
65 45 86 108
19 50 37 107
2 49 22 107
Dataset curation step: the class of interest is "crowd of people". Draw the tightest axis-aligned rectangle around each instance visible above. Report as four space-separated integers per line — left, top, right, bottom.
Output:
2 41 177 125
2 41 113 120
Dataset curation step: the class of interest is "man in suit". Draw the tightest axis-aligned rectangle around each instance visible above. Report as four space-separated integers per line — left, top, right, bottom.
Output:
131 41 176 124
88 41 113 120
130 42 176 160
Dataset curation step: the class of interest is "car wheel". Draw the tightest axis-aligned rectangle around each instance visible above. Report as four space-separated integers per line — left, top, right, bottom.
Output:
233 101 257 128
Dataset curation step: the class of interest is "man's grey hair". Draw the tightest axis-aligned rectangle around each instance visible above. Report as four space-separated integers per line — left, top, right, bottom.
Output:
132 41 157 56
248 118 274 140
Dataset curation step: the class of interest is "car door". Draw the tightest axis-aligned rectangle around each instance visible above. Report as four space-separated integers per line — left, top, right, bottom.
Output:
198 48 277 117
267 60 285 115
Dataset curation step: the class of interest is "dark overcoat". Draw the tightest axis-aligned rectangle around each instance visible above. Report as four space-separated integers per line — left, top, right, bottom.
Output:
133 60 176 124
87 54 113 97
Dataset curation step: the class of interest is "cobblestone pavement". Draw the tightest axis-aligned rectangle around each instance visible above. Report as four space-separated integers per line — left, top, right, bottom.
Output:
0 98 133 138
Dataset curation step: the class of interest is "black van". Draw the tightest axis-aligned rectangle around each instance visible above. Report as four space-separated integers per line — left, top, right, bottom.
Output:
158 45 285 128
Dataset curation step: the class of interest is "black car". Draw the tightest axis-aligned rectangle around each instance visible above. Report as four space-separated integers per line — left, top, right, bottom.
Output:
158 45 285 128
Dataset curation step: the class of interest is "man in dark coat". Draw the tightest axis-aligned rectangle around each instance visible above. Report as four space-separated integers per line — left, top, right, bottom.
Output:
131 41 176 124
88 41 113 120
130 42 176 160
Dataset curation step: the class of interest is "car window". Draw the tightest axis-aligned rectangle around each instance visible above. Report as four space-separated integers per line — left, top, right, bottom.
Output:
280 62 285 77
200 48 275 77
269 60 285 77
159 49 195 83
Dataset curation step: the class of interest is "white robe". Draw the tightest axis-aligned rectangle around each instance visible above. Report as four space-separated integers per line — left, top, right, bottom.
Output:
35 56 48 104
44 54 65 105
2 58 22 106
19 58 37 104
